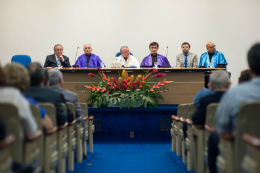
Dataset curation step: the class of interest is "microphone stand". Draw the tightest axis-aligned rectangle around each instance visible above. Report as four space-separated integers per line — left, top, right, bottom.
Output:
72 47 79 68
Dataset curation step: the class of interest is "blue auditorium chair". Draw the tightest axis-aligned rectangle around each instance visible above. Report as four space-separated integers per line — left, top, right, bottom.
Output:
115 52 133 57
11 55 31 67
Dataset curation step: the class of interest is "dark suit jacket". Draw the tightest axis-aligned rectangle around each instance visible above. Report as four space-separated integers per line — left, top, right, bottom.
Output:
192 91 225 125
49 86 84 118
24 86 74 126
44 54 71 67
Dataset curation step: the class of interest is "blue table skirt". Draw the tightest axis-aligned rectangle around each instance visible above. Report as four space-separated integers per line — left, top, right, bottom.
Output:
89 105 178 141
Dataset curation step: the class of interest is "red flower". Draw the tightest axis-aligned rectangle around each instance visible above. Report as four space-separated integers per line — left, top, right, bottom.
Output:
151 69 158 74
97 87 102 91
107 91 110 94
112 78 118 84
101 88 107 92
153 73 166 77
132 85 137 89
149 89 154 92
123 83 127 90
123 80 127 85
88 73 96 77
157 83 164 86
113 85 120 90
152 86 160 89
85 86 92 89
102 73 107 79
97 67 101 73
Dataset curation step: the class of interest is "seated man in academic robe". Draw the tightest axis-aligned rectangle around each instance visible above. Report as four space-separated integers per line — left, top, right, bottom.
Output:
199 42 228 68
116 46 140 67
140 42 171 67
44 44 71 67
75 44 105 68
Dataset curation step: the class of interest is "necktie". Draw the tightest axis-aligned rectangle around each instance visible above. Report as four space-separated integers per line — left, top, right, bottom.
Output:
185 54 188 68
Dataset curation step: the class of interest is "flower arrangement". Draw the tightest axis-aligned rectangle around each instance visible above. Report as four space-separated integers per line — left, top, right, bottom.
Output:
84 67 173 109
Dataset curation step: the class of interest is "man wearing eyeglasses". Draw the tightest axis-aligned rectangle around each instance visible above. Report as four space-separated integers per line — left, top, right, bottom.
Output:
44 44 71 67
199 42 227 68
116 46 140 67
75 44 105 68
140 42 171 67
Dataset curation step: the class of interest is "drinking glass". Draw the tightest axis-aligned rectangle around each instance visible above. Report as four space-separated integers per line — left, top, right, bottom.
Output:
176 62 181 68
101 62 106 68
154 62 158 68
209 63 213 68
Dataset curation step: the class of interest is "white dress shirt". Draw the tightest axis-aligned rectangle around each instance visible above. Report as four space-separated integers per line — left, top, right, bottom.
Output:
116 55 140 67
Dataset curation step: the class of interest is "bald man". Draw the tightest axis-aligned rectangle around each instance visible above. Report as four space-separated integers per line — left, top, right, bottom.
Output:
75 44 105 67
199 42 227 68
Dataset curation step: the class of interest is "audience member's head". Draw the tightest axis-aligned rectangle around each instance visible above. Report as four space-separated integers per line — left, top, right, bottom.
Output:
27 62 45 86
3 63 30 92
43 70 50 88
247 43 260 77
48 68 63 87
0 65 6 87
238 69 251 84
208 70 231 91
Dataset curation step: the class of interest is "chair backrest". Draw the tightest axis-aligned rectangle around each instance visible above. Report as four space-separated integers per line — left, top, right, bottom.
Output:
187 103 196 119
0 103 23 163
79 103 89 118
235 101 260 173
39 103 57 126
30 105 44 168
11 55 31 67
66 102 76 118
115 52 133 57
205 103 219 125
61 103 67 115
177 104 183 118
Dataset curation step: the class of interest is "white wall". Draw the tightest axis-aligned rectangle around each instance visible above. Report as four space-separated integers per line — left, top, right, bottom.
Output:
1 0 260 86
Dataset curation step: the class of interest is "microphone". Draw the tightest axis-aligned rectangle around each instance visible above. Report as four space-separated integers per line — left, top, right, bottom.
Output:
166 46 168 58
73 47 79 67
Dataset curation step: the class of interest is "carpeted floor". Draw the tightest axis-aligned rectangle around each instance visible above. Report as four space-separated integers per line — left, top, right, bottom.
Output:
67 142 193 173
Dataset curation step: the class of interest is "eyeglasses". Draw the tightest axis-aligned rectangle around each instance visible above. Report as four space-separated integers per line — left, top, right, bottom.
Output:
150 47 158 50
209 45 216 48
55 49 63 51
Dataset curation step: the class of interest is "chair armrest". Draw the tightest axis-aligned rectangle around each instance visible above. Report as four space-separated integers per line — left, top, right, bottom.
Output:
83 117 88 121
25 130 42 142
171 115 176 120
219 133 234 141
186 119 193 125
58 122 68 130
180 117 186 123
89 116 94 121
68 120 76 126
205 124 215 133
243 133 260 148
0 134 15 148
44 126 58 135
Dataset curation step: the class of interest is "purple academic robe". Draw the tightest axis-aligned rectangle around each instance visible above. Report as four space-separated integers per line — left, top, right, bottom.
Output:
75 53 105 67
140 54 171 67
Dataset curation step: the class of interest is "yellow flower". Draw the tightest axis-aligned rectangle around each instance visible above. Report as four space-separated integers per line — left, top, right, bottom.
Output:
118 77 122 87
122 70 127 80
130 75 134 84
135 75 142 83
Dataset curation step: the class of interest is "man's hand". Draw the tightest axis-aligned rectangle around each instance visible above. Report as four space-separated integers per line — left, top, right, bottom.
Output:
59 55 64 62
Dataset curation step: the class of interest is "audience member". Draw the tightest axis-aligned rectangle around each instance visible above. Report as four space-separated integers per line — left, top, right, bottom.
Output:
24 62 72 126
48 68 86 157
3 63 54 130
48 68 84 119
43 69 50 87
238 69 251 83
0 117 6 140
193 80 214 109
0 65 37 137
208 43 260 173
192 70 230 126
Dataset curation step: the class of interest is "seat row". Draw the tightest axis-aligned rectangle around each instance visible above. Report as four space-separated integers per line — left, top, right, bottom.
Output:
0 102 95 173
170 101 260 173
